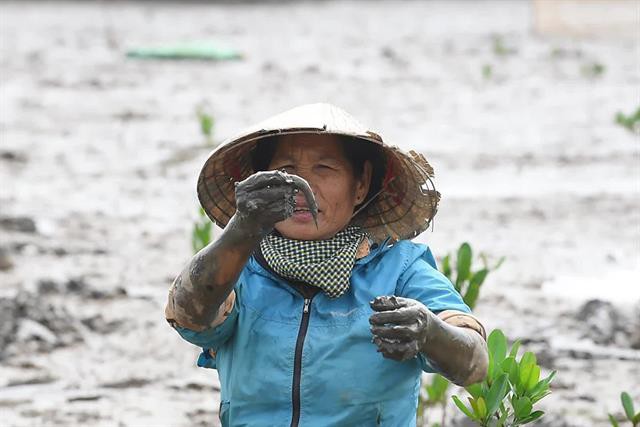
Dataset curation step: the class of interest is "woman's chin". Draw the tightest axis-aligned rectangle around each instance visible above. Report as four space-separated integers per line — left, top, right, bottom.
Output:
275 215 334 240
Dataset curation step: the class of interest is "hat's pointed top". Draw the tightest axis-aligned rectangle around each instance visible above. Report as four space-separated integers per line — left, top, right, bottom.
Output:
222 103 379 146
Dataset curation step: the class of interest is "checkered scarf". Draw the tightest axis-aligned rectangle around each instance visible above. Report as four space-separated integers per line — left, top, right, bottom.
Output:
260 226 366 298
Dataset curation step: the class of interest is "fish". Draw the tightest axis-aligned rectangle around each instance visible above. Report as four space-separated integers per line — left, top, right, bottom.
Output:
282 172 319 229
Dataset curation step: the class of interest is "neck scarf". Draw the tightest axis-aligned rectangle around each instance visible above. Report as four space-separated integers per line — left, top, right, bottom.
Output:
259 226 366 298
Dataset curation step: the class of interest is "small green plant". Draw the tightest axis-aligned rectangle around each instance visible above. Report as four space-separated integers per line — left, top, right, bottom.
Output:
492 36 517 57
581 61 605 78
442 242 505 309
192 207 213 254
609 392 640 427
452 329 556 426
418 243 504 426
549 46 582 59
196 104 215 145
615 107 640 133
418 373 450 426
482 64 493 80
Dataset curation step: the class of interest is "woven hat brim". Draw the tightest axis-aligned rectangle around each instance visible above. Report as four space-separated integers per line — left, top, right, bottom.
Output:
197 128 439 243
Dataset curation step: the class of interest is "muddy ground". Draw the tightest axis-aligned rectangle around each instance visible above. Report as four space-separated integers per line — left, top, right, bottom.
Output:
1 1 639 426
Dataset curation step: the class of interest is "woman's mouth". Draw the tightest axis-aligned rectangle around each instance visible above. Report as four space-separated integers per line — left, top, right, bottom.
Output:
292 207 319 222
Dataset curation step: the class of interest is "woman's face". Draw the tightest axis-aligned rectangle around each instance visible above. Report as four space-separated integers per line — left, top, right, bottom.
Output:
268 134 372 240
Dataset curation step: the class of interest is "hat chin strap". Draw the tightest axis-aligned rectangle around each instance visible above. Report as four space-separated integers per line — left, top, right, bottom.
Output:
350 176 396 221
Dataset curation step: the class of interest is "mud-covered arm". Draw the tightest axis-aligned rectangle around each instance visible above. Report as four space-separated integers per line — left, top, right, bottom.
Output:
165 170 318 331
370 296 488 386
165 215 262 331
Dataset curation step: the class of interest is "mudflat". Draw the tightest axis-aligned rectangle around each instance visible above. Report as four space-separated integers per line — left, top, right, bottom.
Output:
1 1 638 426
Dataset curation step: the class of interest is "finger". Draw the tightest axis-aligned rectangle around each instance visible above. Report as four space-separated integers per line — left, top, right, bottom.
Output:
373 337 419 361
370 295 410 312
237 185 294 209
369 307 418 325
370 324 417 341
237 171 290 191
236 186 296 221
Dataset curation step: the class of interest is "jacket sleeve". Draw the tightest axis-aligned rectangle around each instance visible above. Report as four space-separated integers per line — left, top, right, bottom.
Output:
171 292 239 350
396 244 479 373
165 278 241 352
396 245 471 314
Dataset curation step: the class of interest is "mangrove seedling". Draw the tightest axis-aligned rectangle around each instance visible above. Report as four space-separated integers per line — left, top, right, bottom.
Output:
609 392 640 427
442 242 504 309
452 329 556 426
581 61 605 78
492 35 517 57
482 64 493 80
192 207 213 254
615 107 640 134
196 104 215 145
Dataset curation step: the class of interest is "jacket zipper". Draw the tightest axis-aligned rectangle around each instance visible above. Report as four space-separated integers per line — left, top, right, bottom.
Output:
290 297 312 427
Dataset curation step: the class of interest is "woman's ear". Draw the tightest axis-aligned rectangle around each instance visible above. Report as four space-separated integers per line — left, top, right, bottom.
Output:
355 160 373 204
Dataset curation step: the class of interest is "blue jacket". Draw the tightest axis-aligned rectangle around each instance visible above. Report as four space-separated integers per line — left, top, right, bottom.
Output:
174 240 470 427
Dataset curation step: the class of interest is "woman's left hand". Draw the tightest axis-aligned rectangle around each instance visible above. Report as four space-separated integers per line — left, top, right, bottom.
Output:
369 296 433 362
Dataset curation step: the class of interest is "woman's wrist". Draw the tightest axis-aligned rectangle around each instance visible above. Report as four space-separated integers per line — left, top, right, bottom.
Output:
225 213 270 242
418 314 489 386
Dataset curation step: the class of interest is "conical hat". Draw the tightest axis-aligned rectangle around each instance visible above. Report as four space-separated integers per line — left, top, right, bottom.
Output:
197 103 439 243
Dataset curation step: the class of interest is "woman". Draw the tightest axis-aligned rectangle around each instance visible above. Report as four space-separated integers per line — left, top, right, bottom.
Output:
166 103 488 426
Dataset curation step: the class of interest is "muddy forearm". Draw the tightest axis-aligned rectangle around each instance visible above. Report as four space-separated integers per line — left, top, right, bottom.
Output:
168 170 318 330
419 316 488 386
370 296 488 386
169 215 262 329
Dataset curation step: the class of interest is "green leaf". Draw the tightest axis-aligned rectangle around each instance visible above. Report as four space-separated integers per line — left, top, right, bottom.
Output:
487 330 508 380
442 255 452 281
608 414 620 427
526 365 541 392
469 397 480 417
501 357 519 386
520 410 544 424
476 396 488 420
520 351 537 367
528 371 555 403
455 243 472 288
463 269 487 308
509 340 521 359
529 390 551 405
466 382 483 400
192 207 214 253
452 395 477 420
463 282 481 309
469 269 489 287
622 392 635 420
199 114 214 136
632 412 640 424
426 374 450 402
485 373 509 416
513 396 532 419
493 256 506 270
517 363 533 396
497 408 509 427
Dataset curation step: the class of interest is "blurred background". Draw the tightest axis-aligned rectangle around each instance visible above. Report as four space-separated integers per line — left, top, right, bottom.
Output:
0 1 638 426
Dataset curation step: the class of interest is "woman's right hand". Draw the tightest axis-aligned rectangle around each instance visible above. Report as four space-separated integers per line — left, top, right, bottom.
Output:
233 170 318 236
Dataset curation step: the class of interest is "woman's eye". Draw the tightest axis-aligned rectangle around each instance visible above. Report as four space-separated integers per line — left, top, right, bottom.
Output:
317 164 334 170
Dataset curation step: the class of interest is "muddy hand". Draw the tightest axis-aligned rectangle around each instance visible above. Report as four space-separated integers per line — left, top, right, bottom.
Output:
234 170 318 234
369 296 432 362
